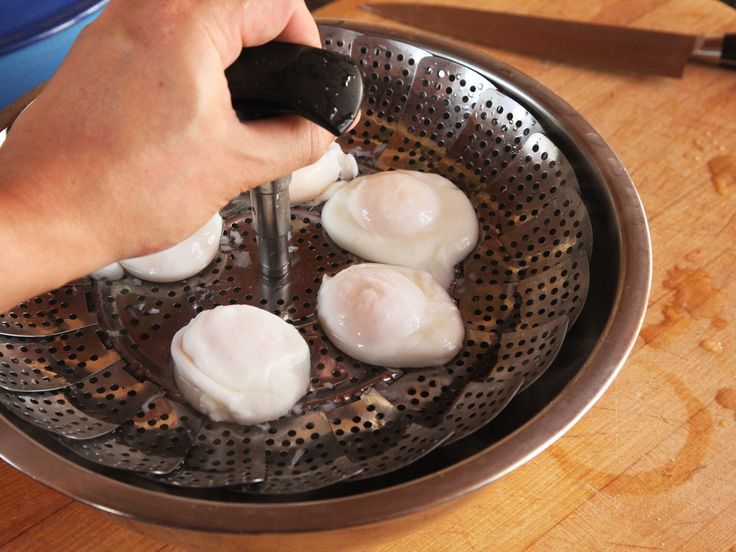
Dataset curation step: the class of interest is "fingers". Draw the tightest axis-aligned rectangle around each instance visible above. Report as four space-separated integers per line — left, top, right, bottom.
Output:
347 110 362 132
226 115 334 190
213 0 320 65
269 0 321 47
96 0 320 67
239 0 320 48
217 0 335 193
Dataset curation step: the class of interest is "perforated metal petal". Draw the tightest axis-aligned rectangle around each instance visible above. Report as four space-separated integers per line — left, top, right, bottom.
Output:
492 317 569 390
374 366 457 417
327 388 453 480
320 25 362 57
0 284 97 337
478 133 582 233
465 184 592 285
516 250 590 328
60 395 202 474
239 456 361 495
454 280 517 333
157 421 266 488
378 57 491 172
233 409 363 494
0 326 122 391
0 361 158 439
494 133 580 193
301 321 400 406
355 420 454 479
497 185 592 279
441 376 524 444
344 36 430 160
328 388 404 462
438 88 542 195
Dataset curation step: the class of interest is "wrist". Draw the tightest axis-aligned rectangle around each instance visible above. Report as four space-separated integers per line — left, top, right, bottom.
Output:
0 148 112 309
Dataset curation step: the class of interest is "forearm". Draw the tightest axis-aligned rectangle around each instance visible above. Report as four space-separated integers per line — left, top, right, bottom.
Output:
0 153 110 312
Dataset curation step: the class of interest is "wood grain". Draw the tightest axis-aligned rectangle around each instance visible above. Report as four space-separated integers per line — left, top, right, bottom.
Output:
2 0 736 550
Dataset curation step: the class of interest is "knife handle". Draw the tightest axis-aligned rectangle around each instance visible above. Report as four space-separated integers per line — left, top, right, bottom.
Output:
225 42 363 136
691 34 736 70
722 34 736 68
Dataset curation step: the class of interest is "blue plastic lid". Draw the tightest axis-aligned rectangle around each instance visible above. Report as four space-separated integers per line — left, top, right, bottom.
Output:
0 0 108 56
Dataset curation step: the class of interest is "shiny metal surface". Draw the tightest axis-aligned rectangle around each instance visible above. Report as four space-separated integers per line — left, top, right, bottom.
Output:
0 282 97 337
250 177 292 280
0 21 650 540
691 35 733 66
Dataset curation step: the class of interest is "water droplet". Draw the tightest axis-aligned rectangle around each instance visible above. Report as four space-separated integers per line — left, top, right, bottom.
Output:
438 69 446 78
585 132 606 147
606 157 625 177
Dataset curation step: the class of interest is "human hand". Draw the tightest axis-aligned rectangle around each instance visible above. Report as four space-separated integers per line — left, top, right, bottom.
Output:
0 0 333 310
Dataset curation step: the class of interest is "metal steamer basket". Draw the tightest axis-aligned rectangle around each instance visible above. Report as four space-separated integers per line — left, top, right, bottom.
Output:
0 21 650 541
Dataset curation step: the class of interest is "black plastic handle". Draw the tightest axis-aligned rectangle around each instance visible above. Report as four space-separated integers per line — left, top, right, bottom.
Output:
722 33 736 69
225 42 363 136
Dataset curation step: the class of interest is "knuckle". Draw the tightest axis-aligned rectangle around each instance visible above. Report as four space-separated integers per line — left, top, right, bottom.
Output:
118 0 199 46
302 123 330 166
152 0 198 26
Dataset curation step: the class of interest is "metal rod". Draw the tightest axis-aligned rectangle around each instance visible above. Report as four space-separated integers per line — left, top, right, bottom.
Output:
250 176 291 280
691 35 725 66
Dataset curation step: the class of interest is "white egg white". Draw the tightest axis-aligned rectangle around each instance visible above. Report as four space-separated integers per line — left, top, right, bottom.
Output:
119 212 223 283
321 170 478 287
289 141 358 205
90 262 124 281
317 263 464 368
171 305 310 425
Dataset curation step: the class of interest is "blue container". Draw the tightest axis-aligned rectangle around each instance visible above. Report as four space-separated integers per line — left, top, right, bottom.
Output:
0 0 108 110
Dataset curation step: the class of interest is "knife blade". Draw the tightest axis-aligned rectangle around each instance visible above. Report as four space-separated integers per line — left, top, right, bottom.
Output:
361 3 736 78
306 0 338 11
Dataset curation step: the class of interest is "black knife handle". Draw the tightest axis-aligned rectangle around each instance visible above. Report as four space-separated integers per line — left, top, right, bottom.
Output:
225 42 363 136
722 33 736 69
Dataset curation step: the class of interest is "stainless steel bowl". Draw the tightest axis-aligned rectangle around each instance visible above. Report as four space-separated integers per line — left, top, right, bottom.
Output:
0 20 650 549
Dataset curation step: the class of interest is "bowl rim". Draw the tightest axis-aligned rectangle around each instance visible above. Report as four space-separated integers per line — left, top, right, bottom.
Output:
0 19 652 534
0 0 108 57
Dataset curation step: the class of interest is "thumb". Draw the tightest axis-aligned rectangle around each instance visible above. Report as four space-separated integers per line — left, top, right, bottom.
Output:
226 115 335 191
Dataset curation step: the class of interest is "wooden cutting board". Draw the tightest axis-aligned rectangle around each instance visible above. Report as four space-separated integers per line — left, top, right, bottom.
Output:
2 0 735 550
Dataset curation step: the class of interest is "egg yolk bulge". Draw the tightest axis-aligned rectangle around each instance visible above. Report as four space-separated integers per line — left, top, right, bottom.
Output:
321 170 479 287
317 263 464 369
